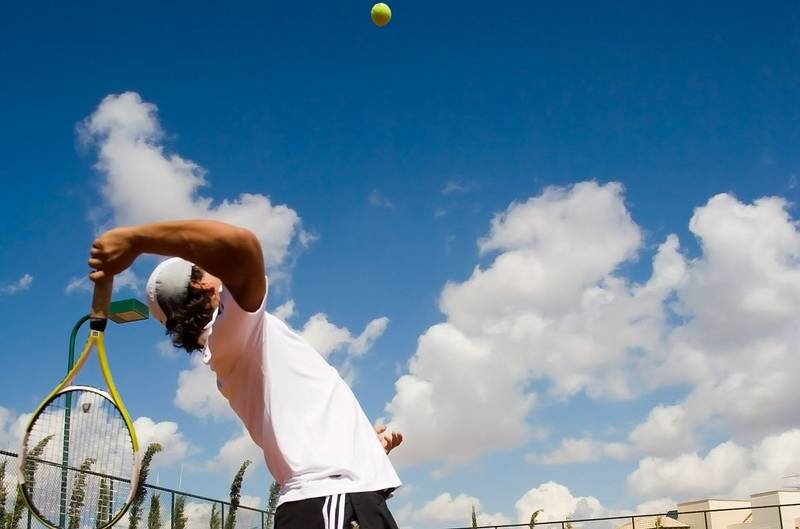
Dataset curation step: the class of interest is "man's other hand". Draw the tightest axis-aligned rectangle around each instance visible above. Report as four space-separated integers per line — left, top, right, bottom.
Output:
375 424 403 454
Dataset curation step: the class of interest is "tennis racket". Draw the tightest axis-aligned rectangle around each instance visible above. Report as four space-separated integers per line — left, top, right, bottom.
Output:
17 276 140 529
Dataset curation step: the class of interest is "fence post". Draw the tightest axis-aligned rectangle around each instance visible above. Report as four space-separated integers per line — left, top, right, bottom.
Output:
632 516 636 529
221 503 226 529
171 491 175 529
704 511 709 529
261 510 265 529
777 505 784 529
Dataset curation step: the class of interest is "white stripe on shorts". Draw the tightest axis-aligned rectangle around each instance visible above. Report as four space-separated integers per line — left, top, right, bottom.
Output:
322 495 331 529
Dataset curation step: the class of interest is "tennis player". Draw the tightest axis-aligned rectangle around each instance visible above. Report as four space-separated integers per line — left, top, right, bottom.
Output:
88 219 403 529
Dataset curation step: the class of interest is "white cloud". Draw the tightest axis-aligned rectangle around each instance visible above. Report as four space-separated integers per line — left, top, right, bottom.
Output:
393 502 416 529
649 194 800 440
80 92 308 270
388 184 800 473
239 495 262 509
133 416 192 467
113 269 142 293
0 274 32 295
349 317 390 356
157 339 181 359
392 481 619 529
514 481 607 524
628 442 750 501
300 313 352 358
413 492 510 527
627 405 695 457
0 406 28 450
183 501 213 529
627 429 800 502
532 403 697 465
210 429 263 474
415 493 479 524
387 182 683 469
529 437 628 465
65 276 90 294
298 312 390 382
272 299 296 321
441 180 475 195
174 356 235 421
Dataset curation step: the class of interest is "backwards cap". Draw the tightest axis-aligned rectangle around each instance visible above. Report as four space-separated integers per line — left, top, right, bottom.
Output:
146 257 194 324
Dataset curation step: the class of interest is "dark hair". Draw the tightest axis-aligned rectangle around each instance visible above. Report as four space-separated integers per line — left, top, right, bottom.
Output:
164 265 216 353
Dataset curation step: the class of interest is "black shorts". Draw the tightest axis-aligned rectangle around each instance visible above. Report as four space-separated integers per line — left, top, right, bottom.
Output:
275 490 399 529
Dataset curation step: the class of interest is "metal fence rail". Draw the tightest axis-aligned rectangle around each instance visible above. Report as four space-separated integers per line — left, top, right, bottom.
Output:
4 449 800 529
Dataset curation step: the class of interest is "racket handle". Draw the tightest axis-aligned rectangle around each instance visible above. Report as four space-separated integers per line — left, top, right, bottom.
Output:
90 275 114 331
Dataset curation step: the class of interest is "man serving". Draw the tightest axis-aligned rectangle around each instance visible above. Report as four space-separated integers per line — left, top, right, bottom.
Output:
88 219 403 529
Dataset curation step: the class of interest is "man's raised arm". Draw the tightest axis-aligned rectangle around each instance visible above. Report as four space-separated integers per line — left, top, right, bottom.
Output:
88 220 266 312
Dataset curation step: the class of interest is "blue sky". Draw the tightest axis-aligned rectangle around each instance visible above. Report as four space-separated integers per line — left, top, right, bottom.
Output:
2 2 800 528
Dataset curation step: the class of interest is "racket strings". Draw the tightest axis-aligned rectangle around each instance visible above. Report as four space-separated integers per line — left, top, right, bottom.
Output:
22 388 135 529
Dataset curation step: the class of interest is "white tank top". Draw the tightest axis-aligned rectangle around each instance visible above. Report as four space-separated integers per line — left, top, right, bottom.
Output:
204 287 401 506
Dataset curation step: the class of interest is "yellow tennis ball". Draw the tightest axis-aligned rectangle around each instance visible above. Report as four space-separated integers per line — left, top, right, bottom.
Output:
371 3 392 27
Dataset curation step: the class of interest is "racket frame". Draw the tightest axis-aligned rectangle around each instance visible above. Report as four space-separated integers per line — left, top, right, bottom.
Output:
17 277 140 529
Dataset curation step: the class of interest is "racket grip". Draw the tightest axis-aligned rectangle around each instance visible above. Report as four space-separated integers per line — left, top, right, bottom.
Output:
90 275 114 331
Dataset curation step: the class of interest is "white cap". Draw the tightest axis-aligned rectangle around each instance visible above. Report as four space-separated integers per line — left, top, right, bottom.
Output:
146 258 194 324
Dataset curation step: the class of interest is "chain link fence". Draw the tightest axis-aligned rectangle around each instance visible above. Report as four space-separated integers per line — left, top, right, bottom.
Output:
0 450 272 529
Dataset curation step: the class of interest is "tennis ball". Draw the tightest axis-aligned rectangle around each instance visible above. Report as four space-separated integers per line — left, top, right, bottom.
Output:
371 3 392 27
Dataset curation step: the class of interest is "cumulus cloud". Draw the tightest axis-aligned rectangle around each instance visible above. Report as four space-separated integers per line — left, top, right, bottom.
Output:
272 299 296 321
628 428 800 501
299 312 389 382
209 429 263 473
300 314 353 357
133 416 192 467
386 182 685 469
531 404 694 465
388 183 800 475
239 495 262 509
628 441 750 501
614 194 800 473
515 481 607 524
388 482 620 529
528 437 628 465
650 194 800 440
627 405 695 457
0 406 28 450
349 317 390 356
0 274 32 295
157 339 181 359
183 502 213 529
396 492 510 529
79 92 308 271
300 313 389 358
413 492 510 527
